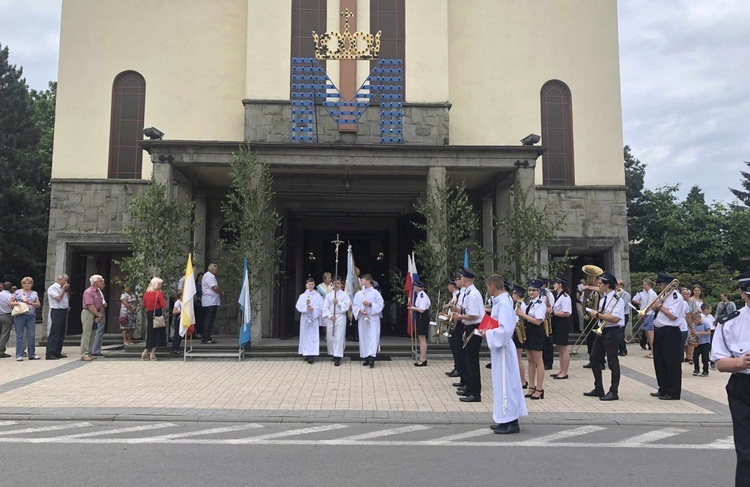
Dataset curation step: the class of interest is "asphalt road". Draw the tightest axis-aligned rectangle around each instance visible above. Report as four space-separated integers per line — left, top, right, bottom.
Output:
0 420 735 486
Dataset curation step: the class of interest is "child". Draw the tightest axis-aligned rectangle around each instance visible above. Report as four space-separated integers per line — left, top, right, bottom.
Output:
170 290 183 356
692 307 712 377
701 303 717 370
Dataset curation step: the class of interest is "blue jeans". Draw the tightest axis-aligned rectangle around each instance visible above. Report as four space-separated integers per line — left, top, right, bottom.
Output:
14 314 36 358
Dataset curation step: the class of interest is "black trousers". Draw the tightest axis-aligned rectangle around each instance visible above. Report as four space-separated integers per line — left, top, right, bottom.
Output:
653 326 682 399
727 373 750 487
590 327 621 393
586 323 606 366
693 343 710 374
463 328 482 395
47 308 68 358
202 305 218 340
542 334 554 369
454 322 467 381
449 324 460 370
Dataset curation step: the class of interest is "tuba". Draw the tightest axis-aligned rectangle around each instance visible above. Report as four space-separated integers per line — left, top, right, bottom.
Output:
570 265 604 355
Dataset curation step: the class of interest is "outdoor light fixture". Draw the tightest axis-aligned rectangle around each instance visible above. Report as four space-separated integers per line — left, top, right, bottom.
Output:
308 252 316 261
521 134 540 146
143 127 165 140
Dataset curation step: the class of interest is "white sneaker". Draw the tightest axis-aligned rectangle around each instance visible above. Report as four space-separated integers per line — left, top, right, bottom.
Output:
16 357 23 362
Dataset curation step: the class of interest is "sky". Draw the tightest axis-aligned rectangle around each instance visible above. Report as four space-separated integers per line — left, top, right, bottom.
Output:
0 0 748 204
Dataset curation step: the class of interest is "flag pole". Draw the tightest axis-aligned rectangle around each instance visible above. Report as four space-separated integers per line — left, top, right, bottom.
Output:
331 234 344 343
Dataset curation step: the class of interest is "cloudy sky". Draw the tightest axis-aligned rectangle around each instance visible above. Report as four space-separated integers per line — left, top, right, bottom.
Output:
1 0 748 203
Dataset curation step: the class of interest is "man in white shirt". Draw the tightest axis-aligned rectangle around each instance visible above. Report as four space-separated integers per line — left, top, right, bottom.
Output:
633 279 658 351
201 263 224 344
92 286 108 357
583 271 625 401
651 273 683 400
616 280 631 357
0 282 13 358
46 274 70 360
453 267 484 403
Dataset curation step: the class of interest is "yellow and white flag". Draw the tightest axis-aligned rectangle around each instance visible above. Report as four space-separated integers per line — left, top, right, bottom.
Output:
179 254 196 337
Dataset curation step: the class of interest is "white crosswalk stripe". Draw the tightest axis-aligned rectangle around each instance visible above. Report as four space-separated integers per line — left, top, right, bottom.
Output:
55 423 176 439
334 425 431 442
0 421 18 428
708 435 734 447
0 422 91 436
150 423 264 440
615 427 688 446
518 425 606 445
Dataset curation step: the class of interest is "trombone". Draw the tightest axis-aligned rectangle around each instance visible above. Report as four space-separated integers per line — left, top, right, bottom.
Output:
624 279 680 341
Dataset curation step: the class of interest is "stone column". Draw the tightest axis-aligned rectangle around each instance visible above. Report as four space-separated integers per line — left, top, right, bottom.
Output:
151 161 174 202
193 193 207 267
481 195 494 274
513 166 537 281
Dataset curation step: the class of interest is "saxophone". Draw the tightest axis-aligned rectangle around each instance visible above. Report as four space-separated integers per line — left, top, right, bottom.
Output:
514 300 526 344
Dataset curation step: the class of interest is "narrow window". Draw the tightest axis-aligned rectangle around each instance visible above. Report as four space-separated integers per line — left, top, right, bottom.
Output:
291 0 327 60
541 80 575 185
108 71 145 179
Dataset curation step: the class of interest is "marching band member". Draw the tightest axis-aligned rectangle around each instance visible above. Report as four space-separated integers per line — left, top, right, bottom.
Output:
451 273 469 388
512 285 528 389
408 279 431 366
453 267 484 403
444 278 461 378
538 277 555 370
711 270 750 486
650 273 683 400
632 278 658 356
583 272 624 401
550 278 573 380
516 280 547 400
322 276 349 366
296 278 323 364
481 274 527 434
352 274 384 368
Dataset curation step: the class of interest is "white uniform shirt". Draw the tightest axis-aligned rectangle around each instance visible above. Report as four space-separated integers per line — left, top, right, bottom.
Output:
525 298 548 322
677 299 691 332
553 292 572 315
47 282 70 310
201 271 221 307
634 289 658 316
653 290 682 328
413 291 431 313
711 305 750 375
596 290 625 328
0 290 11 314
462 284 484 326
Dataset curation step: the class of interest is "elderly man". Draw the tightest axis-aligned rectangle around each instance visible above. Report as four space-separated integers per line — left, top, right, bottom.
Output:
201 263 223 344
80 275 105 361
0 282 13 358
46 274 70 360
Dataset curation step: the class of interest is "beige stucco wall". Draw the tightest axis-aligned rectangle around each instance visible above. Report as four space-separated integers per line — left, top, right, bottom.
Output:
52 0 247 179
447 0 624 185
247 0 291 101
406 0 449 103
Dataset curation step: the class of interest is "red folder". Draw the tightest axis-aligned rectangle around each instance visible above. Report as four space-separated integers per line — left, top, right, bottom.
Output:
478 314 499 331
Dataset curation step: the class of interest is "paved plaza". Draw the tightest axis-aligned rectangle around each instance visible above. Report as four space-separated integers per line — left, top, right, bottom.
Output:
0 343 732 425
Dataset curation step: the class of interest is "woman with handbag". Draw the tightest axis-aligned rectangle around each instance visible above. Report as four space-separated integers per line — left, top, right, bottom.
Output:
119 286 137 346
9 277 42 361
141 277 167 361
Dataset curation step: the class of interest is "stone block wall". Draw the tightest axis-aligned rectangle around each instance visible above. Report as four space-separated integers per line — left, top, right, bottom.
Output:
243 100 450 145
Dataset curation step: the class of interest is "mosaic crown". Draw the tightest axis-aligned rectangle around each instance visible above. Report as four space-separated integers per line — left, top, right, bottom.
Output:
312 9 382 60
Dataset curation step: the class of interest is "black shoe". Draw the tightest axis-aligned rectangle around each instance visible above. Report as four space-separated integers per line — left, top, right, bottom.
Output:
452 382 465 388
553 375 569 380
485 363 492 369
460 395 481 403
362 358 370 366
57 354 67 358
307 357 314 364
544 366 553 370
456 387 468 394
650 392 662 397
369 358 375 368
334 357 341 366
209 339 218 344
583 388 605 397
456 389 470 397
530 389 544 400
522 382 528 389
0 353 11 358
640 344 647 350
658 395 679 400
494 420 520 434
445 369 457 376
45 355 59 360
583 363 593 369
600 391 619 401
447 370 461 378
414 360 427 367
618 352 627 357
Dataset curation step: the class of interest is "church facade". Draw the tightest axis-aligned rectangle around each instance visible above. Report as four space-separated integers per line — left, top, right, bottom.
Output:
47 0 627 343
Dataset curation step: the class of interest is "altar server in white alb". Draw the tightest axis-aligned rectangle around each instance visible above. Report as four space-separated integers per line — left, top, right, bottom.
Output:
323 276 350 366
480 274 528 435
296 278 323 364
352 274 384 368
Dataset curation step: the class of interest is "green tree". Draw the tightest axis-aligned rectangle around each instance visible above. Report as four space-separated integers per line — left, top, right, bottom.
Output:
117 178 196 294
730 160 750 206
0 44 52 285
219 146 283 332
624 145 646 217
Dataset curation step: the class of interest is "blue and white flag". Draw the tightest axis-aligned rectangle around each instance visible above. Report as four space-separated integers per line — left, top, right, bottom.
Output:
346 245 357 302
464 247 469 268
238 258 252 349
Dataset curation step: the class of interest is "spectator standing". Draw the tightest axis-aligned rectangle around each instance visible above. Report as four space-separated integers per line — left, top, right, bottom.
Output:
91 287 108 357
201 264 223 344
171 290 183 355
9 277 42 361
46 274 70 360
80 275 105 361
119 286 137 346
616 280 631 356
141 277 167 361
0 282 14 358
715 293 737 322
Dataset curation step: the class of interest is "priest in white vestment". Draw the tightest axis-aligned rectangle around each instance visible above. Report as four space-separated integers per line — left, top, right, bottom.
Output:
352 274 384 368
481 274 528 434
296 278 323 363
323 277 350 366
